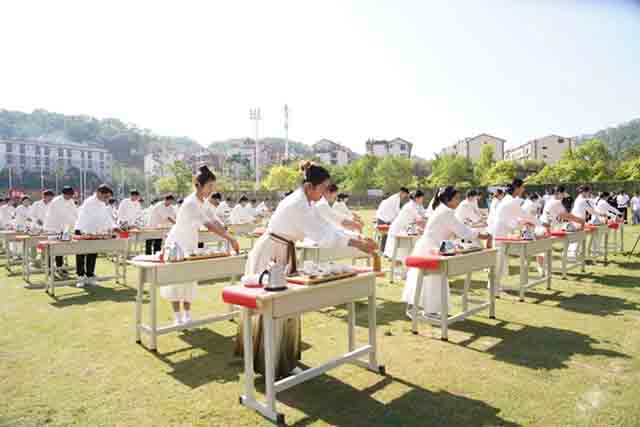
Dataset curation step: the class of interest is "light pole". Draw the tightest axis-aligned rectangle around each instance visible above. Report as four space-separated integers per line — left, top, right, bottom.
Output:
8 167 12 189
249 108 262 188
284 104 289 162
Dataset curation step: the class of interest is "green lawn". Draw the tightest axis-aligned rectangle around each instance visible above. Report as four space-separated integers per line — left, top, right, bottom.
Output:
2 210 640 426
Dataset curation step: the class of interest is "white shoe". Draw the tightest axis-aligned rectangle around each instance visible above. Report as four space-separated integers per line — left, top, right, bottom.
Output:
86 276 98 286
173 316 183 327
537 265 545 276
183 311 192 324
76 276 86 288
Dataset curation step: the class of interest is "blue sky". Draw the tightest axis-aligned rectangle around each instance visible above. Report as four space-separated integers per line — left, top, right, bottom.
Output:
1 0 639 158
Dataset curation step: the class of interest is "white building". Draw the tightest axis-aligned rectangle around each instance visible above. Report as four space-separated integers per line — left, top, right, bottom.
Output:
504 135 575 164
441 133 505 161
313 139 357 166
365 138 413 158
0 138 112 180
144 150 185 177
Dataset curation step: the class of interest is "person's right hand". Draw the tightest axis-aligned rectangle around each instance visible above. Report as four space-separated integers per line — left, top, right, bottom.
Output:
351 238 378 254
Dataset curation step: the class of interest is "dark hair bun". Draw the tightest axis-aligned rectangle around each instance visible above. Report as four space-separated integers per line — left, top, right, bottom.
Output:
194 164 216 187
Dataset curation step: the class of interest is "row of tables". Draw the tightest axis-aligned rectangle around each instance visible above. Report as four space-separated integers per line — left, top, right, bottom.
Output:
0 221 625 426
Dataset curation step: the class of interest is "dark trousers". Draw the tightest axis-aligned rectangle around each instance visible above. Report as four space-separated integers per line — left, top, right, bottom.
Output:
76 254 97 277
620 207 628 223
48 256 64 269
145 239 163 255
74 230 97 277
376 219 391 251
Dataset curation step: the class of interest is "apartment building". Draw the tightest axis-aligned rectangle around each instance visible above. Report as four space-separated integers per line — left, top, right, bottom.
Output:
313 139 357 166
504 135 575 164
0 138 112 180
441 133 505 161
365 138 413 158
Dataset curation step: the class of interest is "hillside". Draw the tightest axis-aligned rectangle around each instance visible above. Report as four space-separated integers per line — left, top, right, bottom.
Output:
208 137 313 157
577 118 640 159
0 109 201 166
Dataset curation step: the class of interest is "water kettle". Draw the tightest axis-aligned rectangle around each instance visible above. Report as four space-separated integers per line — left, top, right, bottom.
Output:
259 260 288 291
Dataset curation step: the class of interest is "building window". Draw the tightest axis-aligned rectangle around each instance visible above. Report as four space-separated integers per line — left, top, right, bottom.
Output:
81 151 85 158
45 147 50 155
88 152 93 159
58 148 63 158
99 152 104 160
20 155 26 165
35 158 40 166
558 138 564 143
7 154 13 164
19 145 25 154
35 146 41 155
6 143 12 153
400 144 406 151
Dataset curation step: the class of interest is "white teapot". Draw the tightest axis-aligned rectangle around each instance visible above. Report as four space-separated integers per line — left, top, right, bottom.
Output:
259 260 288 291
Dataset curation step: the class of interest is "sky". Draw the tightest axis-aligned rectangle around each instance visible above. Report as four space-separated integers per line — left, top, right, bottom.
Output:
2 0 639 158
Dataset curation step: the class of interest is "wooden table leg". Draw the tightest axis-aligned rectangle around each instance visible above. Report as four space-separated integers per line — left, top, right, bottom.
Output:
367 290 379 370
488 265 496 319
440 273 449 341
546 248 552 290
347 302 355 352
411 271 423 334
262 311 277 413
242 308 255 401
149 284 158 352
135 275 143 344
519 249 527 302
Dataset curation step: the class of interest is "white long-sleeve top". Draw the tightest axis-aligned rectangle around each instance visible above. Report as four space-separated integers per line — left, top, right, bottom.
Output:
0 204 9 228
595 199 621 218
521 199 539 218
255 202 270 216
376 193 402 223
29 200 50 225
489 194 541 238
540 198 567 225
267 189 350 248
43 195 77 233
148 202 177 228
117 198 143 225
314 197 351 228
571 195 595 220
412 203 478 255
229 204 256 224
454 199 482 224
389 200 421 236
75 195 116 234
617 194 630 209
631 196 640 212
164 193 216 253
332 201 354 220
14 205 31 227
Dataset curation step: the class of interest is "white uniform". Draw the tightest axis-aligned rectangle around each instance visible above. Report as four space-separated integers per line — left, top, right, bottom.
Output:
540 198 566 227
161 193 216 302
568 195 595 257
595 199 621 219
44 195 78 233
332 200 354 220
117 198 143 225
521 199 538 218
14 205 31 228
0 204 9 228
454 199 481 225
384 200 421 261
401 203 478 313
314 197 351 229
148 202 176 228
376 193 402 223
75 195 115 234
247 189 350 276
29 200 49 226
255 202 270 216
216 201 231 222
488 194 541 284
230 204 255 224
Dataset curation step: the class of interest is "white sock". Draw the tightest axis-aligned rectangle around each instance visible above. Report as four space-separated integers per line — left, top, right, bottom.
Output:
183 310 192 323
174 312 182 323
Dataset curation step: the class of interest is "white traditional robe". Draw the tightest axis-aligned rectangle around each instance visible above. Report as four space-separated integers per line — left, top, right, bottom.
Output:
117 198 143 225
401 203 478 313
454 199 482 225
376 193 402 223
44 195 78 233
229 204 256 224
384 200 421 261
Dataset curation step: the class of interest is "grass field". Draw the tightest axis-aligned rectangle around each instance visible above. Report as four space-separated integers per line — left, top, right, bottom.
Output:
2 209 640 427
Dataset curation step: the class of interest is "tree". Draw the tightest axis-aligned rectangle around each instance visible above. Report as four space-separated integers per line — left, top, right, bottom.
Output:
261 165 300 191
482 160 518 185
373 156 414 193
427 154 474 187
343 155 379 194
168 161 194 197
154 176 178 195
474 145 495 183
616 158 640 181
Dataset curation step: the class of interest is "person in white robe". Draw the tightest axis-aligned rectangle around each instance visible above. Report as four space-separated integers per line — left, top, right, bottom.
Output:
145 194 176 255
489 189 505 217
160 166 239 326
521 194 541 218
29 190 55 229
0 197 10 229
117 190 143 227
14 196 33 229
401 186 491 315
74 185 120 287
384 190 426 270
314 184 363 232
255 200 271 217
216 197 232 223
631 192 640 225
238 161 378 378
488 179 542 291
567 185 596 258
375 187 410 248
229 195 256 224
454 190 482 225
590 192 622 255
43 187 78 274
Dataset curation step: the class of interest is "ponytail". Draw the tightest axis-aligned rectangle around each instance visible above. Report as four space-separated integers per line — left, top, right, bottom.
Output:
299 160 330 186
432 186 458 210
193 165 216 188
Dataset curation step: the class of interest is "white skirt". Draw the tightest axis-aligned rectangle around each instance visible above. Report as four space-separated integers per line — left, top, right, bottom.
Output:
160 282 197 302
402 268 451 314
383 235 413 262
